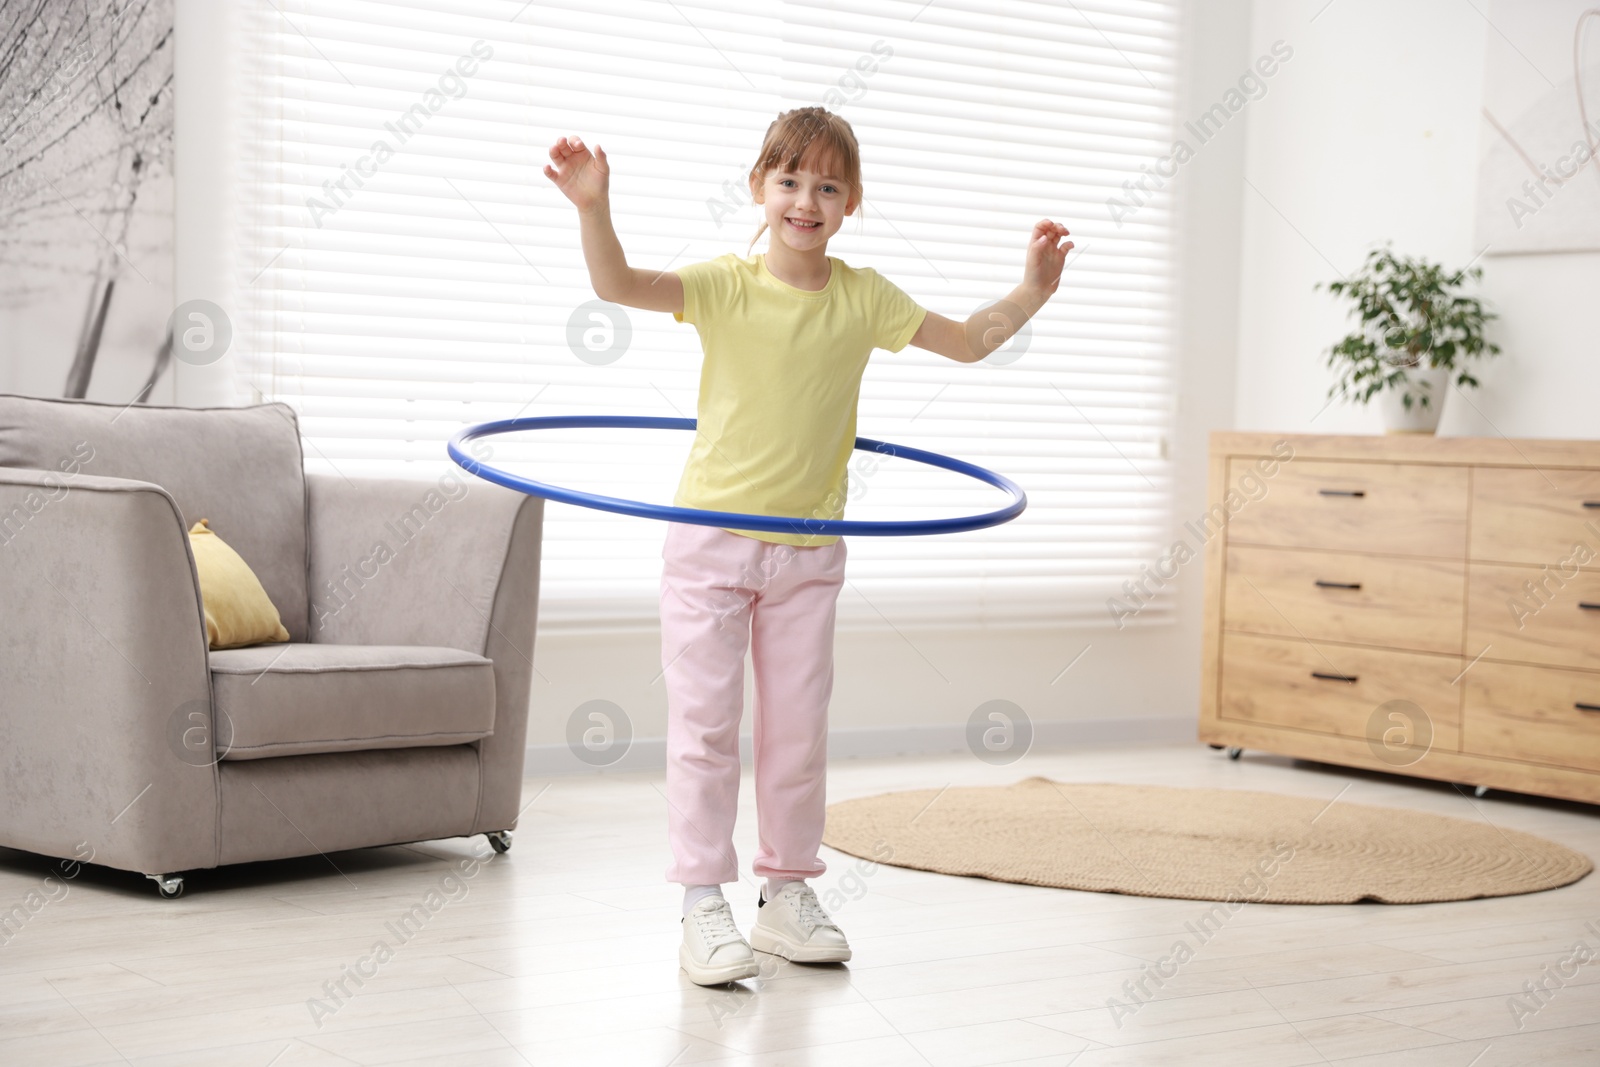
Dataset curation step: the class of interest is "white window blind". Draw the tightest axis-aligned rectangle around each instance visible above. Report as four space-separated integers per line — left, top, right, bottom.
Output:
236 0 1179 635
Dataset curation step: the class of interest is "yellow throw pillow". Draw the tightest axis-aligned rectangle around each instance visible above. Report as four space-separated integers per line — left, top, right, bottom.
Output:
188 519 291 650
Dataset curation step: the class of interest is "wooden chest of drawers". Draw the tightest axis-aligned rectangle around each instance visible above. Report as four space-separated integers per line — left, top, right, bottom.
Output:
1198 433 1600 804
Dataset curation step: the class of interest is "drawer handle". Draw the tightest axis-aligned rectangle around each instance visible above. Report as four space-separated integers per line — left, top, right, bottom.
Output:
1311 670 1359 683
1584 501 1600 509
1576 702 1600 713
1318 489 1366 498
1314 580 1362 590
1580 602 1600 612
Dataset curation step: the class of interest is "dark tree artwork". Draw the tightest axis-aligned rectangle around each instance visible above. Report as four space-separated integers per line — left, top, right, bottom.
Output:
0 0 175 401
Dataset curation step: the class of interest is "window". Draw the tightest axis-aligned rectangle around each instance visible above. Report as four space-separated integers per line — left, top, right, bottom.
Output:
237 0 1179 634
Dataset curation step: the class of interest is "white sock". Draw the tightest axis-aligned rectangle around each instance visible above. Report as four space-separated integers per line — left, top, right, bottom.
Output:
682 884 724 916
764 878 802 902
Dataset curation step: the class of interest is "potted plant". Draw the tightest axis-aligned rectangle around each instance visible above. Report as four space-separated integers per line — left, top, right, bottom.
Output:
1316 243 1501 433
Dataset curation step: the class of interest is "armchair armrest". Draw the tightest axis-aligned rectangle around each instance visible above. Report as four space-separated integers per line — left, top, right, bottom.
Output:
305 472 543 832
0 468 219 875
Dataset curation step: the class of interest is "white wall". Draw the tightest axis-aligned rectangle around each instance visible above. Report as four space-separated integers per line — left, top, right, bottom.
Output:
173 0 244 408
1235 0 1600 438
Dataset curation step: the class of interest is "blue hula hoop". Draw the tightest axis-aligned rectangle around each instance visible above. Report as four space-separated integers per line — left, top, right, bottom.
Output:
448 415 1026 537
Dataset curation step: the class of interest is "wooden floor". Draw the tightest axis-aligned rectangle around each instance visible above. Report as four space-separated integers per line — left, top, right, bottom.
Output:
2 743 1598 1066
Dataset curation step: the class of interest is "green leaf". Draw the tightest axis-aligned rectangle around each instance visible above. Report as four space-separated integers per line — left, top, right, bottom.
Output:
1315 244 1498 409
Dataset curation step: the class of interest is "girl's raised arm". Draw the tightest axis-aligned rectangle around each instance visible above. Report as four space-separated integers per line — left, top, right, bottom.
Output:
909 219 1072 362
545 135 683 316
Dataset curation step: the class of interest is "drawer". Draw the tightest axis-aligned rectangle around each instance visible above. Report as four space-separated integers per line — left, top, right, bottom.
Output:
1223 545 1464 654
1466 564 1600 670
1462 661 1600 773
1219 632 1461 751
1224 459 1468 557
1470 466 1600 565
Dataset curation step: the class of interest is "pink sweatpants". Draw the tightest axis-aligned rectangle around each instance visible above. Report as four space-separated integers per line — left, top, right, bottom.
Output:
659 520 848 887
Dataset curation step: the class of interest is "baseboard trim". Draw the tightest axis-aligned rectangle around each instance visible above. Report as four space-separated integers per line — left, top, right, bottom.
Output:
523 715 1195 777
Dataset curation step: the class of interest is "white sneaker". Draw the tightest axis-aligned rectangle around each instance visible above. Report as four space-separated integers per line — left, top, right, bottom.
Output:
750 881 852 963
680 897 760 985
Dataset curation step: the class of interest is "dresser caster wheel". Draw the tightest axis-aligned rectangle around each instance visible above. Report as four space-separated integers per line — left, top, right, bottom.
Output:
486 830 513 854
1226 747 1244 761
146 874 184 899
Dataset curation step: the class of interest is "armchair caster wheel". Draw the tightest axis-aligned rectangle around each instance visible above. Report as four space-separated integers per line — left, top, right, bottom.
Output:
485 831 513 854
146 874 185 899
1226 747 1244 761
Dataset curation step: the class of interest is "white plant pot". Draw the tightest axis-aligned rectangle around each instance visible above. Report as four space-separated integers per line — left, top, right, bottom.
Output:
1380 364 1451 434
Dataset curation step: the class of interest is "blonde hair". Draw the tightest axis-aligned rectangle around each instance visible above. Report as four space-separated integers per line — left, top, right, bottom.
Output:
745 106 864 255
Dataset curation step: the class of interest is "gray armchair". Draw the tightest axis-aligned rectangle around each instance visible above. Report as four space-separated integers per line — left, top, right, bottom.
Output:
0 395 542 896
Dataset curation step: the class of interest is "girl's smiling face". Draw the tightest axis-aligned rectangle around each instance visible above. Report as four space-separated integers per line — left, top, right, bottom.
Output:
752 150 857 253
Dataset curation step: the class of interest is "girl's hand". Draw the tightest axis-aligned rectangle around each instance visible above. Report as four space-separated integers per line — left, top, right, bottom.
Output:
544 135 610 214
1024 219 1074 297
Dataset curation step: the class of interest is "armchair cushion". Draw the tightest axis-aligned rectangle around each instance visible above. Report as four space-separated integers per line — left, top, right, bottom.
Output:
211 644 496 760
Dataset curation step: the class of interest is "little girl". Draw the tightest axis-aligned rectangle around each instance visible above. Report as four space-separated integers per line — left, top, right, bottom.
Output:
545 106 1071 986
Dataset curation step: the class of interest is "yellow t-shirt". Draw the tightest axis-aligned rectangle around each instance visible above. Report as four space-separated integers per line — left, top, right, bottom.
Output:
672 252 928 547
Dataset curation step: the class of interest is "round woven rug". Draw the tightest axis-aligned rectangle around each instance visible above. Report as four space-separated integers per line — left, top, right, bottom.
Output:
820 777 1591 904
